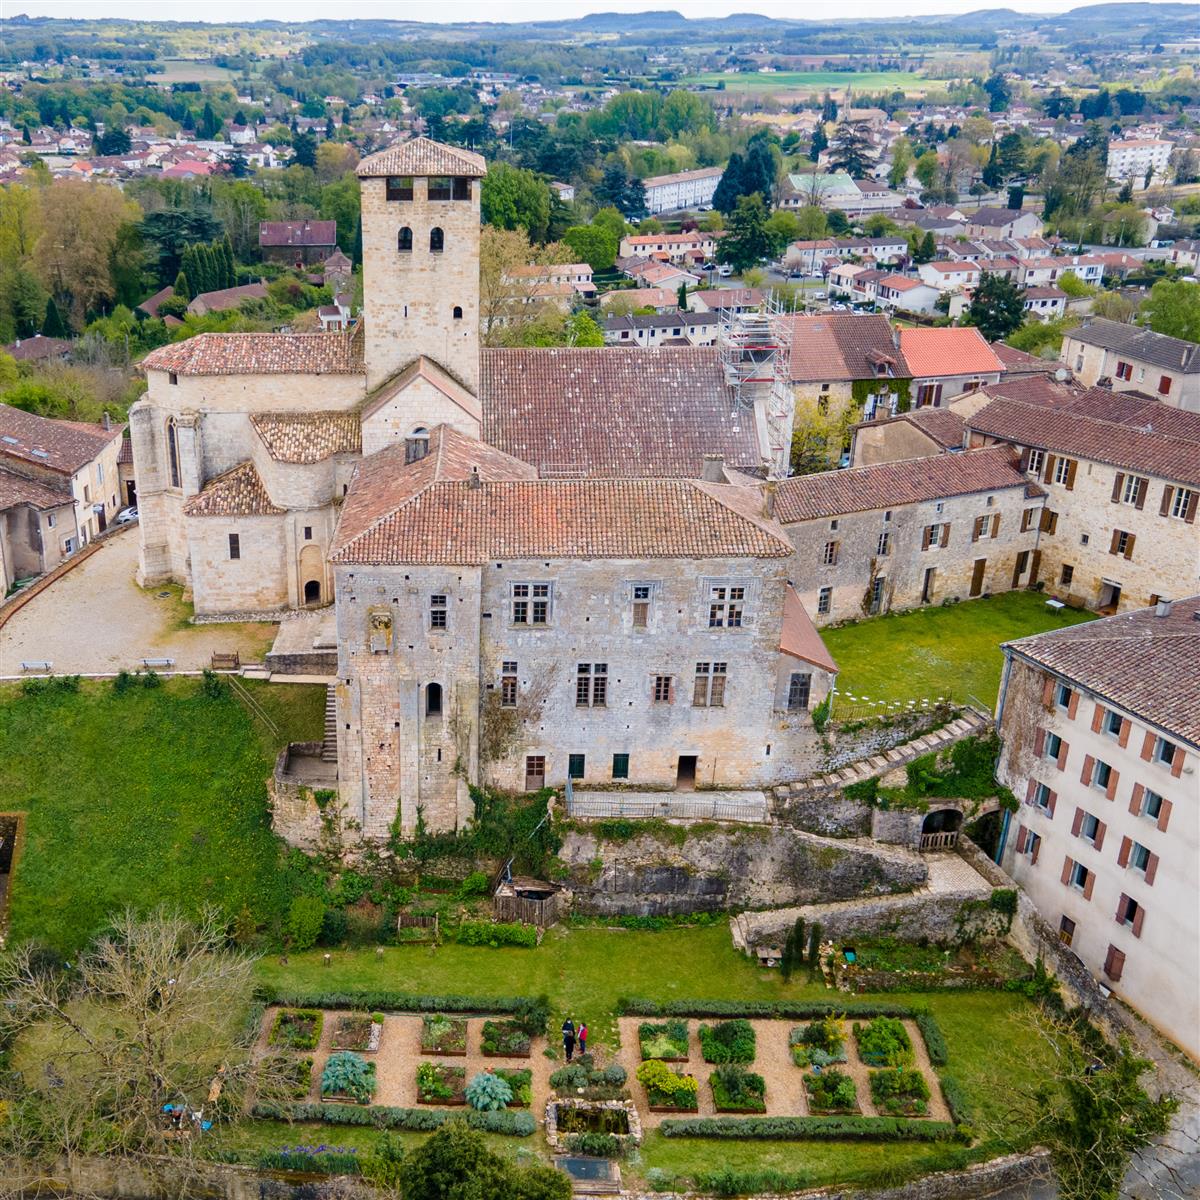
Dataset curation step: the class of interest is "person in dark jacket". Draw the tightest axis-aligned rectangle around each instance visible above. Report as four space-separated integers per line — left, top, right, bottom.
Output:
562 1017 576 1061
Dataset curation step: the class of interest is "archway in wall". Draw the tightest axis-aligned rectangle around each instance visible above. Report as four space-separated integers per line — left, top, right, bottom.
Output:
304 579 321 605
920 808 963 851
299 543 324 608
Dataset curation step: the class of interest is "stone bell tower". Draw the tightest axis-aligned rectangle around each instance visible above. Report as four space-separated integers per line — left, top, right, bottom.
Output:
357 136 486 394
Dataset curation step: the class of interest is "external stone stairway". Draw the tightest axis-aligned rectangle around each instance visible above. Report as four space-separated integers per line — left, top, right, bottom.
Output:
773 706 993 805
321 685 337 762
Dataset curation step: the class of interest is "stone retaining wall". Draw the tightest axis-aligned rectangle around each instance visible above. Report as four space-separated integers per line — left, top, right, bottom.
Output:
774 793 871 838
268 743 341 853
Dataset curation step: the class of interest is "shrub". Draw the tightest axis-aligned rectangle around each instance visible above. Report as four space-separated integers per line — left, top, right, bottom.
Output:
637 1059 698 1108
551 1060 627 1099
494 1067 532 1106
258 1147 360 1175
939 1072 974 1127
321 1052 376 1104
256 988 529 1014
805 1068 859 1113
659 1115 957 1141
200 668 225 699
457 870 490 899
481 1018 531 1056
789 1016 846 1066
869 1068 931 1116
112 669 136 695
565 1132 624 1157
416 1062 465 1102
285 896 326 951
619 998 923 1020
251 1101 534 1136
362 1132 405 1189
914 1011 948 1066
854 1016 913 1068
456 919 537 948
699 1019 756 1064
512 993 551 1037
465 1071 512 1111
639 1020 689 1060
142 668 162 688
711 1065 766 1113
269 1008 323 1050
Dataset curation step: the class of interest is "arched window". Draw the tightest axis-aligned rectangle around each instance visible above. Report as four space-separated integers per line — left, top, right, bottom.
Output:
430 227 444 254
405 426 430 465
426 682 443 717
398 226 413 253
166 418 180 489
452 305 463 320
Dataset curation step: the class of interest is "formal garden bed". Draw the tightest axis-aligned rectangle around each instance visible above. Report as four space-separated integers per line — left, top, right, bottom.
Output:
330 1013 383 1052
709 1065 766 1114
869 1067 932 1117
480 1018 531 1058
639 1020 690 1062
552 1057 629 1100
854 1016 914 1068
320 1052 376 1105
420 1014 468 1056
803 1068 860 1114
698 1019 756 1064
492 1068 532 1107
416 1062 467 1105
268 1007 322 1050
545 1097 643 1154
272 1054 314 1099
834 935 1031 993
789 1016 847 1067
636 1060 699 1113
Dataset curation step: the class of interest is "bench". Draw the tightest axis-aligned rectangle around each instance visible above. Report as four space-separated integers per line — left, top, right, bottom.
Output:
211 652 241 670
1045 599 1065 612
143 657 175 669
20 661 53 673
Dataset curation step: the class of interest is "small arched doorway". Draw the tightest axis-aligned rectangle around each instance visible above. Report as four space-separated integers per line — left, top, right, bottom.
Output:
299 543 324 609
920 808 963 851
303 579 321 606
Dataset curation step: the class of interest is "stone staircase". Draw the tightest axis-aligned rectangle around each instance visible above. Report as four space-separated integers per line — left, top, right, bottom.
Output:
774 707 992 804
321 685 337 762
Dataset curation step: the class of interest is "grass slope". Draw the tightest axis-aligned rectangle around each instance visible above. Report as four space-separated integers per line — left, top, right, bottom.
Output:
819 592 1096 709
0 678 325 952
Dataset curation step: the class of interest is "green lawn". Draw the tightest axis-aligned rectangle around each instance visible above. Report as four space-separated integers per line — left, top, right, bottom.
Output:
0 677 325 952
681 70 929 95
820 592 1096 711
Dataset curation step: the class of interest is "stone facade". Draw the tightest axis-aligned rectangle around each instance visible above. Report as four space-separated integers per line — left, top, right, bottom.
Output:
1061 329 1199 411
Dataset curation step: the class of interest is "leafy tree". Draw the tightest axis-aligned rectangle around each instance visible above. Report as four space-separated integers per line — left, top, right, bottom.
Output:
966 271 1027 342
718 193 774 273
997 131 1027 180
1090 292 1137 324
594 161 646 219
764 208 802 252
591 206 627 245
318 175 360 256
1141 280 1200 344
888 137 913 188
95 127 132 156
794 205 827 240
983 73 1011 113
561 224 615 271
285 895 325 951
982 144 1003 190
563 311 604 347
826 209 850 236
1055 270 1093 299
482 163 553 243
914 151 940 190
41 296 68 338
828 122 874 179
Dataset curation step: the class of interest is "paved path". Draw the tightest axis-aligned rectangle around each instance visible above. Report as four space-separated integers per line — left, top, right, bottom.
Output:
0 531 277 676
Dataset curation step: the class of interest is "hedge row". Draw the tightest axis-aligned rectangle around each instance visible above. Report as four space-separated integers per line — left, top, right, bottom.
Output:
938 1074 974 1128
255 988 528 1014
915 1011 949 1066
659 1115 959 1142
619 997 923 1020
252 1101 535 1136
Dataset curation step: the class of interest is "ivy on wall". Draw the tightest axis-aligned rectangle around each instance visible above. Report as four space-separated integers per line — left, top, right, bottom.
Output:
851 377 913 415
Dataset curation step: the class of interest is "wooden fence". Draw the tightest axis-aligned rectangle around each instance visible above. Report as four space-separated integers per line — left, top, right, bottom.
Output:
396 913 439 937
492 891 562 928
920 830 960 851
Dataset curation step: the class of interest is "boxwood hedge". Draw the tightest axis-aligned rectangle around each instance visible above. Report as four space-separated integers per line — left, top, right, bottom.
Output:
252 1100 535 1136
658 1115 957 1142
255 988 527 1014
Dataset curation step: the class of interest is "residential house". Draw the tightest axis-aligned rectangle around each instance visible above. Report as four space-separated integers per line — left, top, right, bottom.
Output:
617 231 717 265
687 288 764 316
1060 320 1200 410
995 600 1199 1060
603 311 718 347
873 275 943 317
4 335 71 364
1106 139 1173 189
917 260 982 293
1017 255 1105 289
259 219 338 265
1023 286 1068 320
778 171 862 211
964 207 1044 240
899 328 1006 406
599 288 678 313
849 406 966 467
187 282 268 316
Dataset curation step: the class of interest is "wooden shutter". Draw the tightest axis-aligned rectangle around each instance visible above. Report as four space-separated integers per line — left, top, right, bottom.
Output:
922 525 932 550
1118 836 1131 867
1043 453 1056 483
1080 754 1095 785
1128 783 1144 816
1064 460 1077 490
1093 820 1106 852
1140 731 1155 761
1083 871 1095 900
1105 768 1119 801
1171 748 1185 778
1123 533 1135 560
1035 728 1046 757
992 512 1001 537
1132 906 1145 938
1144 852 1158 886
1118 719 1131 749
1042 676 1055 705
1103 944 1125 981
1021 507 1032 531
1031 837 1041 864
1057 740 1069 770
1091 703 1105 733
1047 790 1057 817
1135 478 1147 510
1116 893 1130 923
1111 472 1125 502
1159 485 1174 517
1071 807 1084 836
1109 529 1121 555
1067 690 1079 720
941 522 951 548
1019 447 1031 470
1156 797 1173 832
1025 779 1037 805
972 516 984 542
1060 856 1073 885
1186 491 1198 523
1016 825 1028 853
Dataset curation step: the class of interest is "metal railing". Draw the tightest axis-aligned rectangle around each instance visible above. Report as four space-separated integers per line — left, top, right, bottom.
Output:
564 791 768 823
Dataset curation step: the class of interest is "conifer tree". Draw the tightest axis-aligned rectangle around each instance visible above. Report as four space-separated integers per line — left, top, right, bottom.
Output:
41 297 68 338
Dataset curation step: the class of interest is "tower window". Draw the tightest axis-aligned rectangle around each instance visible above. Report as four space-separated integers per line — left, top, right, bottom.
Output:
453 305 463 320
398 226 412 253
166 418 180 489
452 176 471 200
428 176 452 200
426 682 443 717
385 176 413 201
430 227 444 254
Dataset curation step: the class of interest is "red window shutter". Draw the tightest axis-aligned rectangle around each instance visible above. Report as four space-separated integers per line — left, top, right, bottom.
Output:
1091 703 1105 733
1057 740 1069 770
1067 691 1079 720
1025 779 1037 805
1035 728 1046 757
1135 479 1146 511
1042 676 1054 705
1093 820 1106 852
1118 836 1131 867
1083 871 1095 900
1047 791 1057 817
1081 754 1095 785
1115 893 1130 923
1104 944 1125 981
1140 731 1155 761
1157 797 1173 833
1118 719 1131 749
1132 906 1145 938
1061 856 1073 885
1159 486 1174 517
1105 768 1119 802
1128 782 1144 816
1144 852 1158 887
1111 472 1125 503
1071 807 1084 837
1171 749 1184 779
1123 533 1135 561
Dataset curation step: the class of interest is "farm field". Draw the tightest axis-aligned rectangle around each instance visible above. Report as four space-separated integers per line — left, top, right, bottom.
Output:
682 70 931 95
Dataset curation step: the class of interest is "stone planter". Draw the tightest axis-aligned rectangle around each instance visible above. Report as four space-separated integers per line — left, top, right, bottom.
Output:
544 1097 642 1152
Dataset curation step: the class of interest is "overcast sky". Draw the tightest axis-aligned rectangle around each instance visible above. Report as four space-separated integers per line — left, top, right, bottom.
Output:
8 1 1092 24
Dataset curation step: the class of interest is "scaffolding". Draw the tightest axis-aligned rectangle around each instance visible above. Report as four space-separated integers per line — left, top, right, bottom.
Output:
718 295 794 478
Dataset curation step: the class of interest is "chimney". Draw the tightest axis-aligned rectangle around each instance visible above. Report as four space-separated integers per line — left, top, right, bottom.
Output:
467 466 482 490
701 454 726 483
1155 598 1173 618
763 481 777 518
102 411 111 431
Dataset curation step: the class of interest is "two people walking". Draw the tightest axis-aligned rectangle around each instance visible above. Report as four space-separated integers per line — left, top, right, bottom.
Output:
561 1017 588 1061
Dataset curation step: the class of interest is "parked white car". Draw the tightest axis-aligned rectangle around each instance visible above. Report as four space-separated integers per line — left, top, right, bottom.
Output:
115 507 139 525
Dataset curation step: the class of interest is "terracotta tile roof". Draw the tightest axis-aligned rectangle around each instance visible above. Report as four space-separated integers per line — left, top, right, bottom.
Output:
479 346 763 478
250 412 362 463
782 313 906 383
1005 596 1200 747
966 396 1200 486
136 285 175 318
780 584 838 673
990 342 1052 374
1056 390 1200 442
856 406 966 449
775 445 1026 522
1066 318 1200 374
333 474 793 566
0 403 122 475
259 220 337 248
363 355 481 424
0 466 71 511
117 436 133 465
141 331 364 376
974 375 1084 407
356 136 486 179
183 461 284 517
899 328 1005 379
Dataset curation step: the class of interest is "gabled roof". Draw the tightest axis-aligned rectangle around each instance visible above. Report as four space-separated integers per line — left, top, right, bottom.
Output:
250 412 362 464
781 585 838 673
356 136 487 179
1005 596 1200 747
991 342 1052 374
479 346 762 478
259 220 337 248
0 466 71 512
1065 318 1200 374
855 405 966 450
969 206 1026 227
363 355 482 424
782 313 905 383
141 331 364 376
774 445 1026 522
899 328 1005 379
0 403 122 475
183 461 284 517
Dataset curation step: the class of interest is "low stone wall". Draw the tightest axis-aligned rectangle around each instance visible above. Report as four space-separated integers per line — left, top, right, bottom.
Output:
268 743 340 853
561 825 926 916
266 647 338 676
819 710 952 774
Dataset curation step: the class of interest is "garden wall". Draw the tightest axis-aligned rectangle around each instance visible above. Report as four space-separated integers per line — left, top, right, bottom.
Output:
811 709 951 775
774 792 871 838
561 825 926 916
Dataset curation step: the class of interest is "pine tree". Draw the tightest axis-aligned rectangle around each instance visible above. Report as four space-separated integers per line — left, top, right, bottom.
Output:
173 269 191 300
221 235 237 288
809 125 828 163
828 122 874 179
712 152 746 215
41 297 68 338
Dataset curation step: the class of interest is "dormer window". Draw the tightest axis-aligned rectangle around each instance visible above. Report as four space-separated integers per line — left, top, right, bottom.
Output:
386 176 413 201
405 427 430 464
